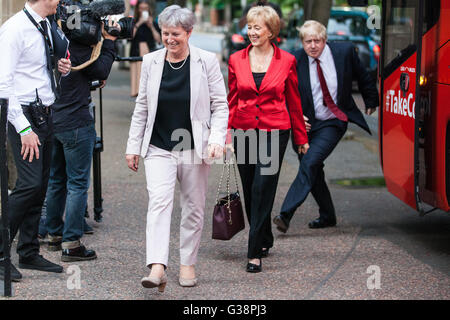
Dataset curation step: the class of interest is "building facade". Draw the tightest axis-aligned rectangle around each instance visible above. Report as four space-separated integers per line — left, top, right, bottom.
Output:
1 0 24 25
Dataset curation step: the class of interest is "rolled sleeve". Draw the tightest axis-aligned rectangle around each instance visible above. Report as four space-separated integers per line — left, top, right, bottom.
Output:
7 96 30 133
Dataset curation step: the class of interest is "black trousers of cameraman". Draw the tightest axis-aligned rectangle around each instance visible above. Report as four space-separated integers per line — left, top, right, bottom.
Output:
0 107 53 259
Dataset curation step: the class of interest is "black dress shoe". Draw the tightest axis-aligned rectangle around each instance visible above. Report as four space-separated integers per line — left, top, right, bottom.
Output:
19 254 63 273
62 245 97 262
273 215 289 233
308 217 336 229
261 248 269 258
246 259 262 273
0 260 22 282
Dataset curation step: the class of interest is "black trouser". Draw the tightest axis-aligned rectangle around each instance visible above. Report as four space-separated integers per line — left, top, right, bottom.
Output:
281 119 347 223
234 129 290 259
0 107 53 259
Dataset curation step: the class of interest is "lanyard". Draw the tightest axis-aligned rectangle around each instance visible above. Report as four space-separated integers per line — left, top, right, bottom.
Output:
23 7 58 97
23 7 54 54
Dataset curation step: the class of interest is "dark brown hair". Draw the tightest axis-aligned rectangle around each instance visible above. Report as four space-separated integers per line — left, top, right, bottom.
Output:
133 0 152 22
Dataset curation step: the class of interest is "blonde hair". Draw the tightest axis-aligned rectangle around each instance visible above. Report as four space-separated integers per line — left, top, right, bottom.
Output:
298 20 327 41
247 6 280 40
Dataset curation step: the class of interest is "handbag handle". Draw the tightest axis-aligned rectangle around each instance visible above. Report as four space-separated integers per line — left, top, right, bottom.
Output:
215 155 240 225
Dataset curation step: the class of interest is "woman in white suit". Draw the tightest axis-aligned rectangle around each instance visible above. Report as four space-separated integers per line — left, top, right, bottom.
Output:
125 5 229 291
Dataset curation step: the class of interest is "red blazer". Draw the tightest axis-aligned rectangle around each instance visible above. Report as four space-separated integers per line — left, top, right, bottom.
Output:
227 44 308 146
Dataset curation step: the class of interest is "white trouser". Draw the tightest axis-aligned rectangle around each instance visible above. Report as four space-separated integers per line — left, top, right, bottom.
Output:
144 144 210 267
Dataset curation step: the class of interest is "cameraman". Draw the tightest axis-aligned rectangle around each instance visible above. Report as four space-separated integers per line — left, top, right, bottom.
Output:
44 19 119 262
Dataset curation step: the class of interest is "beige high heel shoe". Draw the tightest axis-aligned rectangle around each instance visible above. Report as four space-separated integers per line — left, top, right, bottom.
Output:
179 277 197 287
179 265 197 287
141 273 168 292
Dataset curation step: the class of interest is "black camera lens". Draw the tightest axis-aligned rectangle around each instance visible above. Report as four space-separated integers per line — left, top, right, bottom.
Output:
104 17 134 39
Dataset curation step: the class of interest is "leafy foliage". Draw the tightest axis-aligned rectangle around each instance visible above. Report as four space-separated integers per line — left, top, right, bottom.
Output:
196 0 382 18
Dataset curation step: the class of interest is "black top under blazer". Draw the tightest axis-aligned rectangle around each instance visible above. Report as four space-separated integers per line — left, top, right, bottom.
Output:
293 42 379 134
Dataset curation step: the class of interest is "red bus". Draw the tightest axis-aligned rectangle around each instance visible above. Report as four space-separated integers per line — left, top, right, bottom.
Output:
350 0 450 214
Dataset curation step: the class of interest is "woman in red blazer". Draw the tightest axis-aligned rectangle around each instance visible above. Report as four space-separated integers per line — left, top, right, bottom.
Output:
227 5 309 273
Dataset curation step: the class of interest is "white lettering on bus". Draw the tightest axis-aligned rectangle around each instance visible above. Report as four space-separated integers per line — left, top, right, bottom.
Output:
386 90 415 119
400 66 416 73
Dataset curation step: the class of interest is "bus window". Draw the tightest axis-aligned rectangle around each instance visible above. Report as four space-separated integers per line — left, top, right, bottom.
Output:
422 0 440 34
383 0 417 77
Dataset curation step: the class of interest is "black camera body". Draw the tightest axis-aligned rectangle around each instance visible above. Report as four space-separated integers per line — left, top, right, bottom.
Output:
57 0 133 46
57 0 101 46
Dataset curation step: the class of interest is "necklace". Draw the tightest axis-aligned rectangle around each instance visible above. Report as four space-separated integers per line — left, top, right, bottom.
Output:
167 54 188 70
250 48 273 72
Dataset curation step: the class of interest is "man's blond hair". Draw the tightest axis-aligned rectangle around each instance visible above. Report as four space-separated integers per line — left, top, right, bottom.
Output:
298 20 327 41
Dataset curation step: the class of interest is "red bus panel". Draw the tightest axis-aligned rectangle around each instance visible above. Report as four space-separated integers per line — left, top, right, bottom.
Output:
382 54 418 210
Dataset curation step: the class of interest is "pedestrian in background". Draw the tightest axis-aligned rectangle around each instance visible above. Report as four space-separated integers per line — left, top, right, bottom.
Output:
126 5 228 291
129 0 161 97
273 20 379 233
227 6 309 273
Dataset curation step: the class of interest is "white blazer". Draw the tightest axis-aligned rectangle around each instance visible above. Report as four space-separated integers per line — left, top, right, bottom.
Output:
126 45 229 159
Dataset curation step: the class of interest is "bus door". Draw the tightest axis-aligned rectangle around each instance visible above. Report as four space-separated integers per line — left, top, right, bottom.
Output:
380 0 446 213
415 0 448 212
379 0 423 211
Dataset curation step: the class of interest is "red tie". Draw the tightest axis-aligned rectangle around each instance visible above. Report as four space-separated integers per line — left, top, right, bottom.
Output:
315 59 348 122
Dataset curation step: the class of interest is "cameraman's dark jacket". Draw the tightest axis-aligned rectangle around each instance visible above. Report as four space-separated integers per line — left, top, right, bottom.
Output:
52 39 116 133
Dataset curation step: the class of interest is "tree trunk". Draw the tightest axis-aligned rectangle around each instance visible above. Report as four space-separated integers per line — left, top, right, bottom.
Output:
304 0 332 27
167 0 187 7
304 0 314 21
225 1 232 26
210 8 219 26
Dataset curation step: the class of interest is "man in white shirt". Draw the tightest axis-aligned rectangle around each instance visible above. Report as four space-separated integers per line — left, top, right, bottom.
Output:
273 20 379 233
0 0 71 281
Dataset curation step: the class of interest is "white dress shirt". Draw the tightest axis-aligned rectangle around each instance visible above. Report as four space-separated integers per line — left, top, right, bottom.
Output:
0 2 55 133
308 44 338 121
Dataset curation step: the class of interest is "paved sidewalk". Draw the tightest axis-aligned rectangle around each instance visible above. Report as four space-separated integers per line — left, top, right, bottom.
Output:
1 66 449 300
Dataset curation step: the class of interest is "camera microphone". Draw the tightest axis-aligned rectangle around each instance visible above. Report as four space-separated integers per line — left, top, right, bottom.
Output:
58 0 131 45
89 0 125 18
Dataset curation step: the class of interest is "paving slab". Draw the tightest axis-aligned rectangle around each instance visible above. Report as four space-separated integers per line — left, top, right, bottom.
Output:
1 65 449 300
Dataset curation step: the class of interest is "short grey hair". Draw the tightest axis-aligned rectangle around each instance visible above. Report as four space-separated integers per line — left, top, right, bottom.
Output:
158 5 196 32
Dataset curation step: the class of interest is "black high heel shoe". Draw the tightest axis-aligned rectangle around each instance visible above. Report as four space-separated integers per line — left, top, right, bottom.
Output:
261 248 269 258
246 259 262 273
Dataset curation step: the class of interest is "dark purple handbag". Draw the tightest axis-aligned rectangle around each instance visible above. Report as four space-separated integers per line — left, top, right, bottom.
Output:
212 160 245 240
